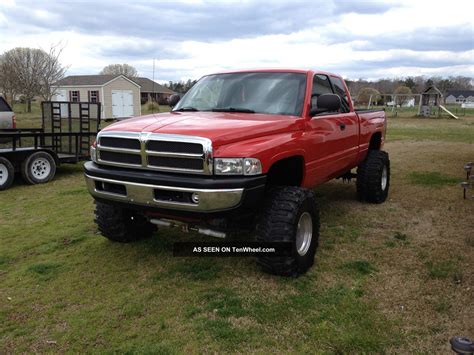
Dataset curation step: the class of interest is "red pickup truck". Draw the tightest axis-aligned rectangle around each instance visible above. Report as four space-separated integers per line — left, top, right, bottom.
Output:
84 69 389 276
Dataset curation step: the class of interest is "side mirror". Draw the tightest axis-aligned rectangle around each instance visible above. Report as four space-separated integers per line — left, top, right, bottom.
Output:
169 94 181 107
310 93 341 116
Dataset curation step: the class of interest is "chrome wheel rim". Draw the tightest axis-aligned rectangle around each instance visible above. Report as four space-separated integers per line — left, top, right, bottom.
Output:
0 164 8 185
31 158 51 180
296 212 313 256
381 166 388 191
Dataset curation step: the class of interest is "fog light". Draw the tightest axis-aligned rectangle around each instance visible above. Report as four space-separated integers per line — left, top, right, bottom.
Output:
191 192 200 204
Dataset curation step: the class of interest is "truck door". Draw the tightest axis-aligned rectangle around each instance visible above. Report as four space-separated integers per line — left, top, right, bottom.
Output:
303 74 359 186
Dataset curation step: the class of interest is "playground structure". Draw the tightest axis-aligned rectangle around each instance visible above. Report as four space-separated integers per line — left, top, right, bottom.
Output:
365 86 460 119
421 86 458 119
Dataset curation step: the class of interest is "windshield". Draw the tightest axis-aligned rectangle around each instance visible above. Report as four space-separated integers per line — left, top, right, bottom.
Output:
173 72 307 116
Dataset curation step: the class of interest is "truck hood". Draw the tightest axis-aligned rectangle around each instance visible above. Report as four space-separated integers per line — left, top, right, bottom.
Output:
102 111 302 146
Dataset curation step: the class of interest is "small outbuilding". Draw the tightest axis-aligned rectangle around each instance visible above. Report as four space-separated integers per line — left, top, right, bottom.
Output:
52 75 175 119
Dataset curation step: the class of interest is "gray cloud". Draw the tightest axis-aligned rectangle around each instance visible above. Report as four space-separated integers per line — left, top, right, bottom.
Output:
4 0 398 42
98 42 187 61
333 0 397 14
1 0 470 81
348 25 474 52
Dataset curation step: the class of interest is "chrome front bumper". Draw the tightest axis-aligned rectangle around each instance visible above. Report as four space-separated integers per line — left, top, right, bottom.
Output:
84 174 244 212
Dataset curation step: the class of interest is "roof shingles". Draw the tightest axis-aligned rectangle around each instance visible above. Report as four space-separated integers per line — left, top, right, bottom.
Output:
54 75 175 94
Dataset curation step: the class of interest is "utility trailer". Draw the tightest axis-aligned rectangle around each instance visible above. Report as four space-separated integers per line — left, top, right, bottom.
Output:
0 101 101 190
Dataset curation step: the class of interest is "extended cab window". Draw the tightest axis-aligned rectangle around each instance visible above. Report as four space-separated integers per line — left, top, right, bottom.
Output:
330 76 350 113
311 74 333 109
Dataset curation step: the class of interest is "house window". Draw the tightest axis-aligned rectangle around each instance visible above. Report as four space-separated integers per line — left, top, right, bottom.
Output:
70 90 80 102
89 90 99 103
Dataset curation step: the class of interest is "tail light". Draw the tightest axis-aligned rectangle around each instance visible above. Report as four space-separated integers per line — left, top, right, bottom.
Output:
12 114 16 129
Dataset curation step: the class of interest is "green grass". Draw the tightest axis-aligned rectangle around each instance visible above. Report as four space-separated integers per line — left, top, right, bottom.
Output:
425 260 459 279
387 117 474 143
408 171 460 187
0 163 400 352
342 260 377 276
27 262 62 281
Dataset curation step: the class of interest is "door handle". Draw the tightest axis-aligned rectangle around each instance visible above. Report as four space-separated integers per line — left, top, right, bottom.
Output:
339 123 346 131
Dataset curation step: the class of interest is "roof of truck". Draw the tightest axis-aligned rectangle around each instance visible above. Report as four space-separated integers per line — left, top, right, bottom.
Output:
210 68 340 77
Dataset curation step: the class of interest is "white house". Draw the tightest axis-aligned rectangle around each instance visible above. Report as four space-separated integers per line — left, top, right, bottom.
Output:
445 90 474 105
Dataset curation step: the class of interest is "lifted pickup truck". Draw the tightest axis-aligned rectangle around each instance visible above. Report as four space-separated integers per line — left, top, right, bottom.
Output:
85 69 389 276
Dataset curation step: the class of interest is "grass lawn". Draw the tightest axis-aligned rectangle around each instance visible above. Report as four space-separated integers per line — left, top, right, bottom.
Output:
1 109 473 352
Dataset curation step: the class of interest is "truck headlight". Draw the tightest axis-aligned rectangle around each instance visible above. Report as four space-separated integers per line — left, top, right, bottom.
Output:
214 158 262 175
90 145 97 163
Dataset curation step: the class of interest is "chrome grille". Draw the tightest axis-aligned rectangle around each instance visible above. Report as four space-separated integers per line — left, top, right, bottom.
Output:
96 131 212 174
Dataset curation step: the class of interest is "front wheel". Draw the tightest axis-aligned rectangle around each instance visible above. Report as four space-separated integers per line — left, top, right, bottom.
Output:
94 201 156 242
357 150 390 203
256 186 320 277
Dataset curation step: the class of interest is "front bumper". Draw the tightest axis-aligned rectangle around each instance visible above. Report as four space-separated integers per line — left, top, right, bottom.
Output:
84 162 266 213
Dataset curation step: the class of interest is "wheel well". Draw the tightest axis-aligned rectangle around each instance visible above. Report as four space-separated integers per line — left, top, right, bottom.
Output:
266 156 304 187
369 132 382 150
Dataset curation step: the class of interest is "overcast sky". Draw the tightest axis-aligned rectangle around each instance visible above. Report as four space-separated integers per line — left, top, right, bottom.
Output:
0 0 473 82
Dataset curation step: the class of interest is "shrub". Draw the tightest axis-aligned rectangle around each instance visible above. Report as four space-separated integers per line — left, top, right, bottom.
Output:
146 100 160 112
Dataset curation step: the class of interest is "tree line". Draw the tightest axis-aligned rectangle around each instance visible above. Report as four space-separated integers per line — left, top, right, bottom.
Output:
162 75 473 100
346 76 473 105
164 79 198 94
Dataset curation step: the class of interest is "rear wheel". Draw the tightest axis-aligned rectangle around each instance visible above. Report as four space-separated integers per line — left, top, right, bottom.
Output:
357 150 390 203
256 186 320 277
94 201 156 242
0 157 14 191
21 151 56 185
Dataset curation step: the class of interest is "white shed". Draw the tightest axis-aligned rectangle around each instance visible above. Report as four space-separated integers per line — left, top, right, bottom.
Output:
52 75 142 119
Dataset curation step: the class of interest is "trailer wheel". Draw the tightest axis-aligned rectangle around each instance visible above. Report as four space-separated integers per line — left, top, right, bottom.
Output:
357 150 390 203
21 151 57 185
256 186 320 277
0 157 14 191
94 201 156 242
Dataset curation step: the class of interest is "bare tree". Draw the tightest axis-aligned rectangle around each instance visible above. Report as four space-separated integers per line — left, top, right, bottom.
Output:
39 44 68 101
99 63 138 77
1 46 67 112
0 54 20 105
2 48 43 112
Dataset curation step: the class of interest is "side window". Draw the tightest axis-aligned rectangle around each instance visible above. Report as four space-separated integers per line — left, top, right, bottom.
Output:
311 74 333 108
330 76 350 113
70 90 80 102
89 90 99 103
